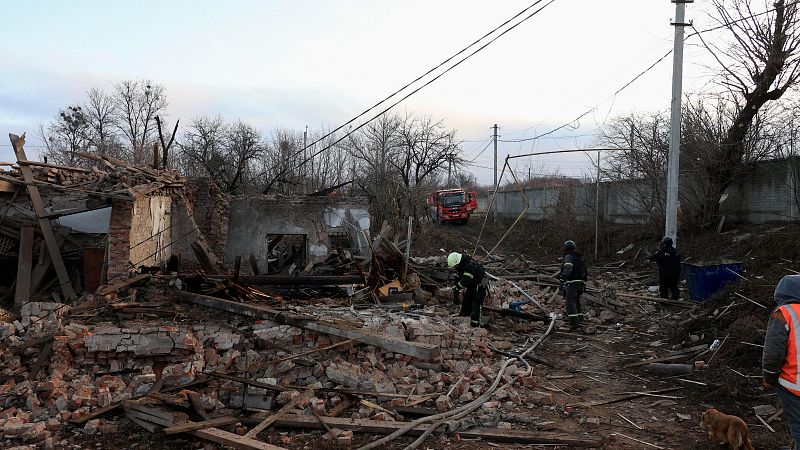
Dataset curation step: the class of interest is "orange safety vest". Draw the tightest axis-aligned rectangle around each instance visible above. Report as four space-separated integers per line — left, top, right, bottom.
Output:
778 303 800 395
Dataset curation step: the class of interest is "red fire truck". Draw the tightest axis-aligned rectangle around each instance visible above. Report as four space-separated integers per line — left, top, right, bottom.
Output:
428 188 478 224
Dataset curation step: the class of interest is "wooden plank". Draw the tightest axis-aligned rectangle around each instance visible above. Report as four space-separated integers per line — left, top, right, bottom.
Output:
14 225 33 310
69 402 123 424
303 320 440 361
163 416 240 434
244 386 314 438
623 344 708 368
26 340 52 381
240 414 602 447
191 427 286 450
9 133 75 300
177 292 439 360
96 273 151 295
0 180 16 193
249 254 260 275
17 159 92 173
188 391 211 421
571 387 683 408
191 241 220 275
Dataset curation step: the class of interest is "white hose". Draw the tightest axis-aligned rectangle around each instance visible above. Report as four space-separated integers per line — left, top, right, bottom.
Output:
358 313 556 450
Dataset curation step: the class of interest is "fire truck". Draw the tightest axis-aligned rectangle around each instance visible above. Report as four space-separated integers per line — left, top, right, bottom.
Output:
427 188 478 224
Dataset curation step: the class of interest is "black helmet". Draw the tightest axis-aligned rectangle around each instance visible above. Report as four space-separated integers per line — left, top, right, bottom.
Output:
563 240 576 250
662 236 673 246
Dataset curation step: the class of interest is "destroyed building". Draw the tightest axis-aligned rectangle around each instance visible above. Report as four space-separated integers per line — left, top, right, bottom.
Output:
2 132 780 450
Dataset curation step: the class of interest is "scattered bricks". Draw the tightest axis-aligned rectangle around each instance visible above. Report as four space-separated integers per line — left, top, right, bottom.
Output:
45 418 60 431
481 401 500 410
491 340 512 350
337 429 353 445
493 388 509 401
308 397 326 415
276 390 300 405
326 361 362 388
99 422 118 434
83 419 101 434
529 391 553 405
435 395 451 413
458 391 474 403
21 421 47 443
3 417 27 436
370 412 395 422
518 376 538 389
586 417 601 427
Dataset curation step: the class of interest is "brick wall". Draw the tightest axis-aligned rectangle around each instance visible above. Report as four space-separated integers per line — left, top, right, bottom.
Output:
107 200 133 280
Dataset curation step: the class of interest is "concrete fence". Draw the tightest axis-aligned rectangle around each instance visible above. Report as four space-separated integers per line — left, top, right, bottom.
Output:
485 157 800 225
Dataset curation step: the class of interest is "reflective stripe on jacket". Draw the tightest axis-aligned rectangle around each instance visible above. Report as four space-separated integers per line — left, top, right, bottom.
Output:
779 303 800 395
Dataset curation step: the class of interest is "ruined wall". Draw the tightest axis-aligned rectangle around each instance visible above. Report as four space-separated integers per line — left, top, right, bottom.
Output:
171 179 229 268
129 194 172 268
107 200 133 280
224 196 370 271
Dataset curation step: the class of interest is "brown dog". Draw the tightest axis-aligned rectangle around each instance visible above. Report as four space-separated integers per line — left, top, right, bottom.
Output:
699 408 755 450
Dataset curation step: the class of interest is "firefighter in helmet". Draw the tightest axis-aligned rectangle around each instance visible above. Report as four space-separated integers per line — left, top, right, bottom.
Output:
558 240 588 331
448 251 487 327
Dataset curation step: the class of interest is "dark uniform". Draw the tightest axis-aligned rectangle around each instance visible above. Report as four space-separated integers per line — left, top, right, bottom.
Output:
454 254 487 328
649 238 681 300
559 246 587 330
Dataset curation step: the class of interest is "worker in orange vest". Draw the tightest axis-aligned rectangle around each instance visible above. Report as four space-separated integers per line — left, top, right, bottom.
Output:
763 275 800 449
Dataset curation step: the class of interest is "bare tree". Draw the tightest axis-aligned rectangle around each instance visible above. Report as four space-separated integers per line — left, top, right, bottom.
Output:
112 79 168 164
38 105 90 167
691 0 800 223
84 88 121 158
177 116 228 179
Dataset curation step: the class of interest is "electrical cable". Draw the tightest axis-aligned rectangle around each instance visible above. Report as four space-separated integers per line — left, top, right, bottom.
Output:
500 0 800 144
232 0 558 195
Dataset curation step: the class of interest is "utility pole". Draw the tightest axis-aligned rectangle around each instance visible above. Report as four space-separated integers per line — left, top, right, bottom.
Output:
665 0 692 248
493 124 499 223
594 151 601 259
492 124 499 190
303 125 308 191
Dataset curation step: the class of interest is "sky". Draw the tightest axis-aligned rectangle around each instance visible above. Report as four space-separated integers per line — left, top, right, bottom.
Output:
0 0 725 184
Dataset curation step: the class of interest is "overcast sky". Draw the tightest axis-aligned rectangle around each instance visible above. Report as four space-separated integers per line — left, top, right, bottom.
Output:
1 1 725 184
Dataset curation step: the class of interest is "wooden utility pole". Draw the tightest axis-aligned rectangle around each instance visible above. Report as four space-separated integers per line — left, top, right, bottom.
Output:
9 133 76 301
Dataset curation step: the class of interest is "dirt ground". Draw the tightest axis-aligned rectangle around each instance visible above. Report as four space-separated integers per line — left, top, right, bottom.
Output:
41 218 800 449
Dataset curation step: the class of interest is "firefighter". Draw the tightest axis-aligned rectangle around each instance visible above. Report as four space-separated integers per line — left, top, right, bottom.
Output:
558 240 587 331
762 275 800 449
448 252 487 328
648 236 682 300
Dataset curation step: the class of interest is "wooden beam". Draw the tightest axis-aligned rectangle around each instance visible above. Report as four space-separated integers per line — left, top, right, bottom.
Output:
623 344 708 368
244 386 314 438
240 414 603 447
192 427 286 450
26 340 52 381
249 254 260 275
233 274 364 286
124 401 285 450
176 292 439 360
191 241 220 275
163 416 239 434
14 225 33 310
9 133 75 300
16 159 92 173
69 402 123 424
96 273 151 295
302 320 440 361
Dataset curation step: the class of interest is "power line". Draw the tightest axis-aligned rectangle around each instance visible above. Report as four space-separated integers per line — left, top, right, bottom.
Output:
502 0 797 144
233 0 558 195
